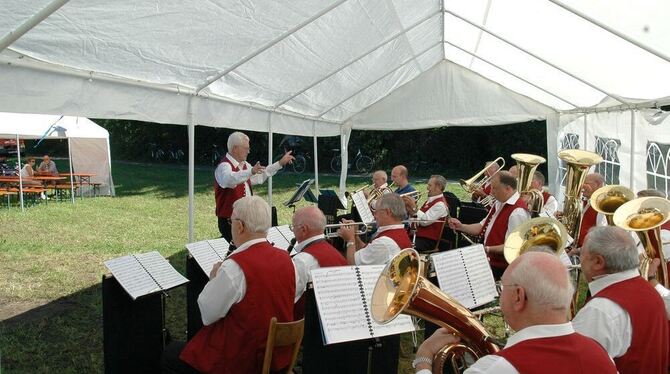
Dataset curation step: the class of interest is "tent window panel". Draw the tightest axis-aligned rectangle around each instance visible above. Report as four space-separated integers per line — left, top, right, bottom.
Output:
646 141 670 198
594 136 621 185
557 133 580 188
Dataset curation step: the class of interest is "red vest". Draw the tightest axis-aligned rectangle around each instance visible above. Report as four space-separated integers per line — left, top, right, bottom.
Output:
294 240 347 319
592 276 669 374
416 196 448 241
577 203 598 247
180 242 296 374
214 158 252 218
482 197 527 270
542 191 551 204
376 227 412 250
496 332 617 374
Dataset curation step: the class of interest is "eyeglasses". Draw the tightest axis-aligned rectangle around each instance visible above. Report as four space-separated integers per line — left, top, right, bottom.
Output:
288 224 303 232
499 283 521 292
226 217 244 225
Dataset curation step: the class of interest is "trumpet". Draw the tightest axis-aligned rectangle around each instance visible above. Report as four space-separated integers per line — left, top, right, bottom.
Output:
324 222 370 238
399 190 423 201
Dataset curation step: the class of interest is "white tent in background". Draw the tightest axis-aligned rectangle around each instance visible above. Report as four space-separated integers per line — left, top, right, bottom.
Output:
0 112 115 199
0 0 669 239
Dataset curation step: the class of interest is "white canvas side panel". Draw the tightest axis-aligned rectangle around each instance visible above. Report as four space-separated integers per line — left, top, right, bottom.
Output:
350 60 554 129
69 137 113 195
636 109 670 197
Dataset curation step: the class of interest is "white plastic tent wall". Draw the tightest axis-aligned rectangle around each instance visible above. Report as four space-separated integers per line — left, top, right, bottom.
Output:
0 112 115 196
0 0 669 239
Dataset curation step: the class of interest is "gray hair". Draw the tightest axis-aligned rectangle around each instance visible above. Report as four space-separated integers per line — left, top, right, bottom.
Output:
584 226 639 273
373 170 388 181
430 175 447 191
533 171 546 186
508 252 574 310
227 131 249 152
637 189 667 198
232 196 271 234
377 193 406 220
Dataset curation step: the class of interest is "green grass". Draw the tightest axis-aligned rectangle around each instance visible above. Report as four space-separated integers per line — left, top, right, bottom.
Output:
0 161 524 373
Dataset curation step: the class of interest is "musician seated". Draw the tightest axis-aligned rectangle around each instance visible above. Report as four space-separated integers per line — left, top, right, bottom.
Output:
391 165 416 195
572 226 669 373
163 196 297 374
413 252 616 374
531 171 557 216
405 175 449 253
292 206 347 317
449 171 530 279
338 193 412 265
471 161 499 203
366 170 392 211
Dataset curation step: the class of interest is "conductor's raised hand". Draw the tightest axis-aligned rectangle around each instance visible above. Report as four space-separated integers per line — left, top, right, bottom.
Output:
279 150 295 166
251 161 265 175
448 217 462 230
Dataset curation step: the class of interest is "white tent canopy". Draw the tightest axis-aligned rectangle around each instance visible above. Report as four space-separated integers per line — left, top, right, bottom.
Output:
0 0 669 239
0 112 115 196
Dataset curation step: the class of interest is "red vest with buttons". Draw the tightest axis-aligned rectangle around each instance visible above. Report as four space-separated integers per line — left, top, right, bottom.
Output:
591 276 669 374
180 242 295 374
482 197 527 270
376 227 412 250
294 240 347 319
542 190 551 204
577 203 598 247
416 196 448 241
214 157 252 218
496 332 617 374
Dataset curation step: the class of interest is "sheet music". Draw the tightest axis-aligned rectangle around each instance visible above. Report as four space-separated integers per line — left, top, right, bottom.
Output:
267 225 294 250
431 244 498 309
186 238 230 275
311 265 414 345
104 251 188 300
352 190 374 224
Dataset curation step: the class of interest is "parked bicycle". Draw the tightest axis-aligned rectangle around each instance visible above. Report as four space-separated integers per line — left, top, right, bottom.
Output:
167 143 184 162
149 142 165 162
330 148 373 174
273 149 310 174
211 143 222 165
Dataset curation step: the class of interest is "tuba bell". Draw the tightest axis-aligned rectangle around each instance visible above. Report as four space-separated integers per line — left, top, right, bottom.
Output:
613 197 670 288
511 153 547 217
503 217 568 264
460 157 505 208
589 185 635 226
557 150 603 239
371 249 499 373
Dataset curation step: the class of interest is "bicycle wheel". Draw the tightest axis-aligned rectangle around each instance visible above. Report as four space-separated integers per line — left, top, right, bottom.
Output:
355 155 373 174
292 155 307 174
330 156 341 173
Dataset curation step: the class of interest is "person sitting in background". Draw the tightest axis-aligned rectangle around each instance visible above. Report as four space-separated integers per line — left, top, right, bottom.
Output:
531 171 558 216
391 165 415 195
19 158 42 186
37 155 58 175
413 252 616 373
405 175 449 252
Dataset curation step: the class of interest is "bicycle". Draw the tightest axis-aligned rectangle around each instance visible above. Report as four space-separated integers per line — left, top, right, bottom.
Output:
167 144 184 162
330 148 373 174
274 149 310 174
211 144 222 165
149 143 165 162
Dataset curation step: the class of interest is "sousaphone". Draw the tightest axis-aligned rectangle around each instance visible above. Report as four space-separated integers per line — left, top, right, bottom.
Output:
590 185 635 226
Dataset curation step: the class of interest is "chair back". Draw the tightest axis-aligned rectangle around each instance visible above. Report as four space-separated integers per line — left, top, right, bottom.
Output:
261 317 305 374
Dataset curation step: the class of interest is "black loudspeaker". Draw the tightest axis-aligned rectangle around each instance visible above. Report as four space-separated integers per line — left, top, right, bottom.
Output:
301 288 368 374
186 256 209 340
102 276 165 374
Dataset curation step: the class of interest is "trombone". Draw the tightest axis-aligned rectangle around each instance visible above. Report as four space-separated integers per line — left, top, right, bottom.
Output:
460 157 505 208
324 222 370 239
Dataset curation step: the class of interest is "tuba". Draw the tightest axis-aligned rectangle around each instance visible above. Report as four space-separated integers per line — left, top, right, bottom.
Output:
557 150 603 239
511 153 546 217
589 185 635 226
371 249 499 373
613 197 670 288
460 157 505 208
503 217 568 264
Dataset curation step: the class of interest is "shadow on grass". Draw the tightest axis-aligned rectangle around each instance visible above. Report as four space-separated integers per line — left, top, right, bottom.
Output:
0 250 190 374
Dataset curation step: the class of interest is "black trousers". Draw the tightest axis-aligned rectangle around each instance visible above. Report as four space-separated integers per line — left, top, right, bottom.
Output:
218 216 232 242
161 341 199 374
414 237 438 253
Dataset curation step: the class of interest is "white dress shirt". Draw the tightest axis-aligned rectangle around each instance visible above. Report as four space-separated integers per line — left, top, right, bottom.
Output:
214 153 282 196
542 194 558 216
480 192 530 241
292 234 326 301
197 238 299 326
355 224 405 265
416 323 578 374
572 269 638 357
415 194 449 226
654 283 670 320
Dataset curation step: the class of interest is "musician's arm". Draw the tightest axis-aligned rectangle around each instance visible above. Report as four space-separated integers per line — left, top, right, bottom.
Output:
458 222 483 237
293 252 318 302
215 161 253 188
250 160 282 185
198 260 245 325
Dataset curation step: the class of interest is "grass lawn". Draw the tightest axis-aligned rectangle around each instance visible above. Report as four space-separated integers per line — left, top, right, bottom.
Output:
0 161 513 373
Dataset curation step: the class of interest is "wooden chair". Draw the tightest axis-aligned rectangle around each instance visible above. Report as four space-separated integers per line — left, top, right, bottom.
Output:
261 317 304 374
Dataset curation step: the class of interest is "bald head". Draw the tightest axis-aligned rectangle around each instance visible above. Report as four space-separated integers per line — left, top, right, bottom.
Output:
508 165 519 178
637 189 667 198
292 206 327 241
391 165 409 188
507 252 573 311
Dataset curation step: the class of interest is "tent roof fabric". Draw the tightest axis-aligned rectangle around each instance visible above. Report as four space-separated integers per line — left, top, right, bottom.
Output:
0 0 668 135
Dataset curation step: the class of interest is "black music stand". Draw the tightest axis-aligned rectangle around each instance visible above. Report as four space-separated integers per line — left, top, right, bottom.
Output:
318 189 347 224
284 179 316 210
186 256 208 340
